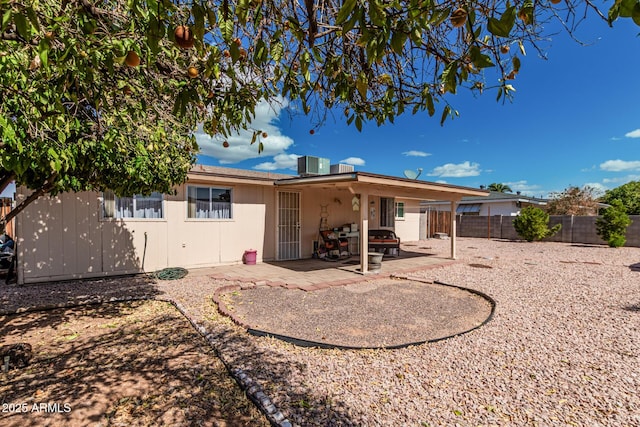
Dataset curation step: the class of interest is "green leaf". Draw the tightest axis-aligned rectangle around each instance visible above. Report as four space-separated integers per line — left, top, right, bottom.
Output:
192 4 205 41
253 38 267 64
512 56 521 72
14 12 29 39
219 15 234 42
618 0 637 17
469 46 494 68
26 7 40 32
270 40 284 62
1 9 11 31
440 105 450 126
38 39 49 68
487 18 508 38
355 115 362 131
337 0 357 25
425 92 435 117
390 30 407 55
487 7 515 38
356 73 368 99
441 62 458 94
429 7 451 26
633 3 640 25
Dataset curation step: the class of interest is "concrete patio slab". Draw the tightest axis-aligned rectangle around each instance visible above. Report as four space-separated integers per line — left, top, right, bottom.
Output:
189 245 457 287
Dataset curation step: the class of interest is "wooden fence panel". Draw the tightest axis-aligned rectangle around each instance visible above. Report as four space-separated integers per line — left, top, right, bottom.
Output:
1 198 14 237
427 210 451 238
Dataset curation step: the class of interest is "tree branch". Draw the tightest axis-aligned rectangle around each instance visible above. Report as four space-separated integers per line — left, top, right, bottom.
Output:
1 175 57 228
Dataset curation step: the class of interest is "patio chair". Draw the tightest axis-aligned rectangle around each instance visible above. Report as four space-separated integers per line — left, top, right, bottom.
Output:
319 230 350 258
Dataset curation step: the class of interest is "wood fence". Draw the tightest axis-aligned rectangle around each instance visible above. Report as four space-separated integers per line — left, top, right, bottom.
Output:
1 198 14 237
425 210 452 238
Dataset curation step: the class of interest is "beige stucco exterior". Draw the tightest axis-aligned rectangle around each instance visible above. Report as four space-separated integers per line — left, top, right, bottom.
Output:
15 166 487 284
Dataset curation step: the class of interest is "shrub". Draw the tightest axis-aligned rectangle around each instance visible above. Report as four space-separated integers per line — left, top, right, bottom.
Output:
513 206 562 242
596 199 632 247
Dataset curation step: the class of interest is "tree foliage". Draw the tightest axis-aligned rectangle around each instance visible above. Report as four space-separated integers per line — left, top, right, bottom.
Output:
600 181 640 215
487 183 512 193
596 199 632 247
513 206 561 242
1 0 638 231
546 186 601 216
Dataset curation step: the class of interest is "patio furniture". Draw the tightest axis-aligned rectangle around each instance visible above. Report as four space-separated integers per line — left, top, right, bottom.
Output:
368 229 400 257
320 230 350 258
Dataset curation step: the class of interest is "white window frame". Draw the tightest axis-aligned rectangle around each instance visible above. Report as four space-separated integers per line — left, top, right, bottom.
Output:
186 185 233 220
102 191 165 220
395 201 405 220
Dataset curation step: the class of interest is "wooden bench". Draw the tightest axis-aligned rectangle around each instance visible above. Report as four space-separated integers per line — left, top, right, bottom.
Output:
368 229 400 257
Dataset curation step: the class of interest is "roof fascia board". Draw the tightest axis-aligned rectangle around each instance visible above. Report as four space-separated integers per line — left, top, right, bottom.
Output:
355 174 488 197
348 184 463 201
275 173 357 186
187 172 276 186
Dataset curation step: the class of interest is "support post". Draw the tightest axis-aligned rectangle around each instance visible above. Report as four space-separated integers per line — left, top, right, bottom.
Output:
360 193 369 273
450 200 457 260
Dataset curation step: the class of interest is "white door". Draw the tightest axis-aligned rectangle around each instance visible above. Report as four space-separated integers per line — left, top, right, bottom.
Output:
277 191 301 260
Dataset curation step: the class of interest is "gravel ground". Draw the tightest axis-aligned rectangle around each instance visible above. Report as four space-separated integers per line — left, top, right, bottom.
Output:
2 238 640 426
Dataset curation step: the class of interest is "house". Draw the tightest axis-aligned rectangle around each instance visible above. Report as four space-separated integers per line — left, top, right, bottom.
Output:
14 162 488 284
421 191 548 216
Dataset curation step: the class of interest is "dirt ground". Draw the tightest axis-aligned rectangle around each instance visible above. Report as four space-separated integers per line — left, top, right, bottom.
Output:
221 278 494 348
0 299 268 427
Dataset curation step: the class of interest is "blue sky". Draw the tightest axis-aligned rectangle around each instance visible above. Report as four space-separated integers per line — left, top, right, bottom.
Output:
196 13 640 198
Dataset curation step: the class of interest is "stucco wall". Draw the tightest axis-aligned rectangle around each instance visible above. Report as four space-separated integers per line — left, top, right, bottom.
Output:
15 180 432 283
16 182 277 283
393 199 421 242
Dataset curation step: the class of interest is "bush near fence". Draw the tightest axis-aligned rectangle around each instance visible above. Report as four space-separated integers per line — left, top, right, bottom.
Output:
455 215 640 247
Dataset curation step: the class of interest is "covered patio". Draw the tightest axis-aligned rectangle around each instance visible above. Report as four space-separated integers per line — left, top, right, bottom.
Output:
193 241 458 290
274 172 488 273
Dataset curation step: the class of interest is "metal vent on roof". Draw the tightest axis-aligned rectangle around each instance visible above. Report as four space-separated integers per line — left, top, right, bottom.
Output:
330 163 354 173
298 156 330 176
456 204 481 214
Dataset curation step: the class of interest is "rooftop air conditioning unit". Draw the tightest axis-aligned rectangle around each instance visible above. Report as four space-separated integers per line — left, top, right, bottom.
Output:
298 156 330 176
330 164 355 173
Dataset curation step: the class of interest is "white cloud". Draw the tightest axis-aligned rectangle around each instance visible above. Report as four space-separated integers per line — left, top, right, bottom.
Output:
195 98 294 164
402 150 431 157
504 180 542 193
602 174 640 184
625 129 640 138
253 153 301 171
339 157 366 166
428 161 481 178
599 159 640 172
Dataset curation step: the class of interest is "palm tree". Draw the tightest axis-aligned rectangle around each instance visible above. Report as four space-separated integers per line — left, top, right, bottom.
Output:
487 183 513 193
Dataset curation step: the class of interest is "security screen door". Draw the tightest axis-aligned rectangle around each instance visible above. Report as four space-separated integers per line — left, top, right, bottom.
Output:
277 191 301 260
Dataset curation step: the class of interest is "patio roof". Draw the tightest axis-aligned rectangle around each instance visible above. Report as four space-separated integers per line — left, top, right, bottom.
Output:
274 171 488 201
276 172 488 269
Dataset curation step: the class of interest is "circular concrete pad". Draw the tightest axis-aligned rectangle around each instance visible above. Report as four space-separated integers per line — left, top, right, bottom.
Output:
221 278 494 349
